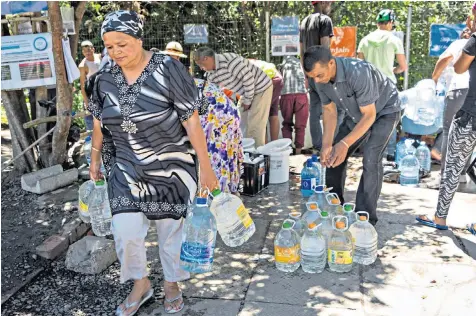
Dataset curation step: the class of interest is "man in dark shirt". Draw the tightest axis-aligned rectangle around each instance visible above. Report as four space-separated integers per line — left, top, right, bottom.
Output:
303 46 402 225
300 1 335 153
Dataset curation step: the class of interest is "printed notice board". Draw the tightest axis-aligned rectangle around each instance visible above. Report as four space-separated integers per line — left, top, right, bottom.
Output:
184 24 208 44
429 24 466 57
271 16 300 56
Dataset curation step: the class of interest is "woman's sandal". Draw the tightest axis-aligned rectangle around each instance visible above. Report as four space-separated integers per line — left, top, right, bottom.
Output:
116 287 154 316
164 290 185 314
467 223 476 236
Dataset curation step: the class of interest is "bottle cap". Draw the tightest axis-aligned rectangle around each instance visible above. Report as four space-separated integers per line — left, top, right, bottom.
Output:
85 136 91 142
283 221 292 229
321 211 329 217
211 188 221 197
344 204 353 212
309 223 317 229
289 211 301 218
315 185 325 192
311 154 318 162
95 179 105 186
331 198 339 205
336 221 345 229
309 203 318 210
196 197 207 205
306 159 313 167
359 215 367 221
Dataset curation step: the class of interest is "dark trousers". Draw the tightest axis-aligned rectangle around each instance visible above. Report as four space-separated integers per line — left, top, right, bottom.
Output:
326 111 401 225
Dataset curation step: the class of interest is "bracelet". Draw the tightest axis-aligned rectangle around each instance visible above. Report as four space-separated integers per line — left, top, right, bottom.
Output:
340 140 350 149
92 146 100 152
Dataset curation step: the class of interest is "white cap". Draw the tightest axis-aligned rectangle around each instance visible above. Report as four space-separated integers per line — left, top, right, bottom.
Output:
81 40 94 47
162 41 187 58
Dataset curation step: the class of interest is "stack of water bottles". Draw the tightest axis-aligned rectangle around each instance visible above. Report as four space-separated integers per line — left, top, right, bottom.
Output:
274 175 379 274
179 188 256 273
396 138 431 187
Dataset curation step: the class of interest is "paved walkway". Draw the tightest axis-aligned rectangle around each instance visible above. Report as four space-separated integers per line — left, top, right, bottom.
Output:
1 170 475 315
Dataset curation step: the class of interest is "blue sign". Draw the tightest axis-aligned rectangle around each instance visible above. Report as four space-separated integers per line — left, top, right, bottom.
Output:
271 16 299 36
429 24 466 57
184 24 208 44
1 1 48 15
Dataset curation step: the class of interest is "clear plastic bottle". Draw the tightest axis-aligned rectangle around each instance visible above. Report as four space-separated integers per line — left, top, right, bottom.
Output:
180 192 217 273
318 211 333 244
210 189 255 247
88 179 112 236
78 180 94 223
395 137 407 166
405 138 416 155
300 223 327 273
399 154 420 187
415 141 431 173
343 203 356 227
308 185 328 209
311 155 322 186
328 216 354 273
324 193 341 217
303 202 321 226
301 159 318 197
287 211 306 238
274 219 301 273
349 211 378 265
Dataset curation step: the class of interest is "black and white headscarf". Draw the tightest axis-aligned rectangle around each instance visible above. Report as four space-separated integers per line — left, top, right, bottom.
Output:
101 10 143 39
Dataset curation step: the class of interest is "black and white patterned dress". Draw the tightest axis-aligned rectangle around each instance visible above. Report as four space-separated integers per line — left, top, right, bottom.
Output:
88 53 199 220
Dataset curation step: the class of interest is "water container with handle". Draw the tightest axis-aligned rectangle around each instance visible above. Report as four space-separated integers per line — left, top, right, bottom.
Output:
287 211 306 238
301 159 318 197
78 180 95 223
180 188 217 273
343 203 356 226
303 202 321 226
325 193 341 216
415 141 431 173
210 189 255 247
349 211 378 265
300 223 327 274
328 216 353 273
88 179 112 236
399 154 420 187
274 219 301 273
308 185 330 210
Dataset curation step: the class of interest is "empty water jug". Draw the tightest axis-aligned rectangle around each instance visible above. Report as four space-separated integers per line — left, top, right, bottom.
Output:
78 180 94 223
210 189 255 247
415 141 431 173
324 193 341 216
349 211 378 265
88 179 112 236
301 159 318 197
303 202 321 226
274 219 301 272
308 185 329 209
287 211 306 238
328 216 353 273
399 154 420 187
343 203 356 226
300 223 327 274
180 190 217 273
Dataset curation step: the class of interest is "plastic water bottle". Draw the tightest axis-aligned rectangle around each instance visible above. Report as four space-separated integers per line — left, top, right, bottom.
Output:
78 180 95 223
343 203 356 226
395 137 407 165
180 192 217 273
308 185 328 208
311 155 322 185
415 141 431 173
349 211 378 265
300 223 327 273
210 189 255 247
399 154 420 187
303 202 321 226
318 211 333 244
328 216 354 273
274 219 301 272
324 193 341 217
405 138 416 155
301 159 318 197
287 212 306 238
88 179 112 236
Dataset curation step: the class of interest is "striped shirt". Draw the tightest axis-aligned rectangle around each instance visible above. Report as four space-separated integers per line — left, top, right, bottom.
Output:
206 53 272 105
278 56 307 95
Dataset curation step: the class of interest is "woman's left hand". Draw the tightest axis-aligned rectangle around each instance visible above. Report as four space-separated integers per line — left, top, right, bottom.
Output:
200 165 219 191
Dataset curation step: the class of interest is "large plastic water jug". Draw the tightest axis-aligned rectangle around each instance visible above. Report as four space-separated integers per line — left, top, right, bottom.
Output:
300 223 326 273
287 211 306 238
88 179 112 236
328 216 353 273
78 180 94 223
303 202 322 226
301 159 318 197
308 185 328 209
415 141 431 173
274 219 301 272
349 211 378 265
399 154 420 187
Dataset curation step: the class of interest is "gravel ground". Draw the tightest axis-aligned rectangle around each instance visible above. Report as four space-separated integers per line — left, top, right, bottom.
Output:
1 176 76 298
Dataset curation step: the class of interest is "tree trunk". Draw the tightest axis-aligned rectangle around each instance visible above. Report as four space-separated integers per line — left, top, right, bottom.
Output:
68 1 86 61
2 91 38 173
48 1 72 166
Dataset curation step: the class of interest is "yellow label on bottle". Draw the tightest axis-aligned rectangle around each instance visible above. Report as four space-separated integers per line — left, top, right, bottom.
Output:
79 200 89 214
275 245 300 264
236 204 253 228
328 249 353 264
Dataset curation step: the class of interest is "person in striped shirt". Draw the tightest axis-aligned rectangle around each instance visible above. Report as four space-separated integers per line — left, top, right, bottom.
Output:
194 47 273 147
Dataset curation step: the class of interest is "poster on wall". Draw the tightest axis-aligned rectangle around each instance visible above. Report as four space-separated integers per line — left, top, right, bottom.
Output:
271 16 300 56
429 24 466 57
0 1 47 15
184 24 208 44
1 33 56 90
330 26 357 57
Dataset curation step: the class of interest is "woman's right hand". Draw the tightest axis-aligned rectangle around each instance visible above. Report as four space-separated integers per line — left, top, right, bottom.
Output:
89 160 102 181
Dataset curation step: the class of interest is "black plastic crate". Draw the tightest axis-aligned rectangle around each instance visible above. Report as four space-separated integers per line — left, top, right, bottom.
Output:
239 153 270 196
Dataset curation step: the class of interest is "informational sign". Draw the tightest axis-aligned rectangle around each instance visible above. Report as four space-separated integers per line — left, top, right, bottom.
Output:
1 33 56 90
0 1 47 15
330 26 357 57
184 24 208 44
429 24 466 57
271 16 300 56
60 7 76 35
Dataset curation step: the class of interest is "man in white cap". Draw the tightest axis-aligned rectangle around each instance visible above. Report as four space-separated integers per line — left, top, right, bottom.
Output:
78 40 101 131
162 41 188 61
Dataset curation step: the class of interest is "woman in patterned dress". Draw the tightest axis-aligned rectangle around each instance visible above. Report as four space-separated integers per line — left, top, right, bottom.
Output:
195 78 244 194
87 11 218 315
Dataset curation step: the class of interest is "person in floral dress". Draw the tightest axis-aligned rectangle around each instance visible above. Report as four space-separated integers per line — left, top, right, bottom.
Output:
195 78 244 194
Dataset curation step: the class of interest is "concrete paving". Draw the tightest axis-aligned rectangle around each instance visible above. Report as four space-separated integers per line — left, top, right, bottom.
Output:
136 177 476 316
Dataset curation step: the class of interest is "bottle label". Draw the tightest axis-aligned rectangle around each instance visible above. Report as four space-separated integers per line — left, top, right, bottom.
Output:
236 204 253 228
79 200 89 215
328 249 353 264
180 241 214 264
275 245 300 264
301 179 311 190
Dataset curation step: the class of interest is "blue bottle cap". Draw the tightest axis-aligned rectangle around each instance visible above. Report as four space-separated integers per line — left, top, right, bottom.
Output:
196 197 207 205
315 185 325 192
85 136 91 142
311 154 318 162
306 159 313 167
